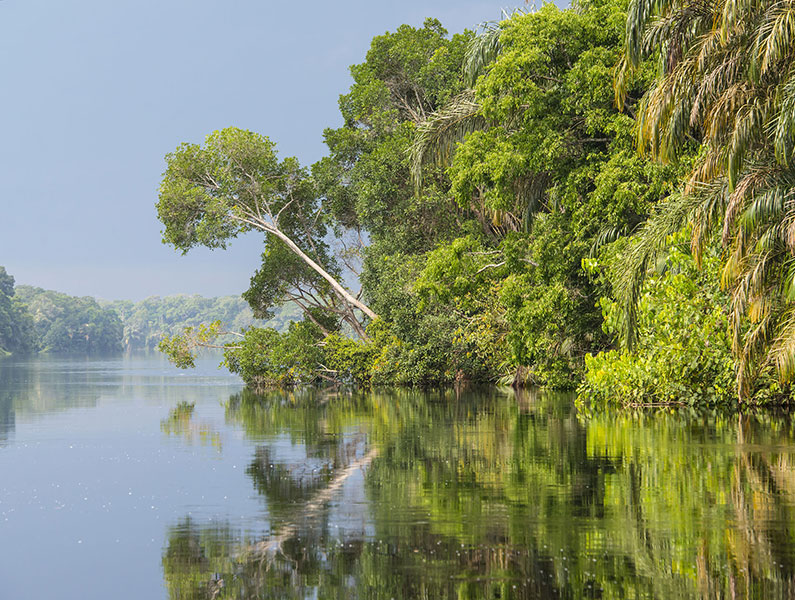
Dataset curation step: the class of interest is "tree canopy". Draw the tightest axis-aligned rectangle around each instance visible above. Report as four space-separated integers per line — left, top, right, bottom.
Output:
158 127 374 341
0 267 36 356
155 0 795 404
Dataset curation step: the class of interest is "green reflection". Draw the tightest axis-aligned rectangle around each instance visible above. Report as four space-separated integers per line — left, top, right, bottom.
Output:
161 401 222 451
163 388 795 598
0 358 113 444
0 377 14 444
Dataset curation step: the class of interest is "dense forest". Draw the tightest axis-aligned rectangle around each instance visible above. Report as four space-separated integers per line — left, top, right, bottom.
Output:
0 269 122 355
160 0 769 405
0 266 298 356
15 285 123 354
0 268 37 356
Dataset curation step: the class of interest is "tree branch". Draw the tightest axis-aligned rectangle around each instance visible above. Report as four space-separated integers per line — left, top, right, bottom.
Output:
228 212 375 320
476 261 506 274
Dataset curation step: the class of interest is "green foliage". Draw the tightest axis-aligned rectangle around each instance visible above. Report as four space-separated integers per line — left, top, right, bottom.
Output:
14 285 122 354
157 321 226 369
0 267 37 356
322 334 378 386
223 321 325 387
616 0 795 398
449 0 633 224
161 316 377 387
414 235 505 309
222 322 376 387
313 0 680 388
148 3 690 391
151 1 767 400
406 0 681 386
158 128 287 252
317 18 471 256
360 244 509 386
580 238 737 406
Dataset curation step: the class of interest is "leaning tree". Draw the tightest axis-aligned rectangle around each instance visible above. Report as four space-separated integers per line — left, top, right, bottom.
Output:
157 127 376 342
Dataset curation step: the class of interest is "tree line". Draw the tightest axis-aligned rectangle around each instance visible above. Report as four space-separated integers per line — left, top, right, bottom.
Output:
0 266 298 356
104 296 299 351
152 0 795 404
0 269 122 355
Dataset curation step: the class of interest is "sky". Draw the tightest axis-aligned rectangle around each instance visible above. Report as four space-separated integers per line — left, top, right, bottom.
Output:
0 0 554 301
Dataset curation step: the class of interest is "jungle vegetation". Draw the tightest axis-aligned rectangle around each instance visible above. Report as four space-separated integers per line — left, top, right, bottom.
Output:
157 0 795 405
0 273 122 356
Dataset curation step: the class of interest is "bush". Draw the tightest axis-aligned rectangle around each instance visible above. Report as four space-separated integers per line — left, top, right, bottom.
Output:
579 241 737 406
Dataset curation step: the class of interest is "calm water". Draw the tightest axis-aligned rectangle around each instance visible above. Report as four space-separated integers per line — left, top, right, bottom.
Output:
2 357 795 598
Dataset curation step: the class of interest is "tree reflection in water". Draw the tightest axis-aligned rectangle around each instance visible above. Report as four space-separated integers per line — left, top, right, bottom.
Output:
162 388 795 599
161 401 222 451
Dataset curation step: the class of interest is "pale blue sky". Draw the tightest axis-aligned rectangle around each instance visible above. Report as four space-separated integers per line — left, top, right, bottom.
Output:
0 0 557 300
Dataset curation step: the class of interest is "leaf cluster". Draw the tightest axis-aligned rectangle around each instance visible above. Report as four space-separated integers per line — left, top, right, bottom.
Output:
581 237 738 406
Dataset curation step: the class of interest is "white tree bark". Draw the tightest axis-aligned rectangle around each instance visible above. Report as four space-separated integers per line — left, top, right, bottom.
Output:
233 212 378 322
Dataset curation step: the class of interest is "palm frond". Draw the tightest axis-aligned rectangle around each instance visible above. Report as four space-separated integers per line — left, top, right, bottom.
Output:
690 178 729 264
612 191 701 349
781 257 795 299
626 0 679 67
720 0 756 38
772 68 795 166
723 166 778 244
738 181 786 238
778 188 795 250
737 311 772 397
691 35 742 128
464 22 503 88
727 97 772 188
755 1 795 77
590 225 631 257
770 307 795 383
410 90 484 192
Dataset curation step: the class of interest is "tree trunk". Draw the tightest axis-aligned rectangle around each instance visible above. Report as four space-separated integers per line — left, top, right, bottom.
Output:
240 214 378 322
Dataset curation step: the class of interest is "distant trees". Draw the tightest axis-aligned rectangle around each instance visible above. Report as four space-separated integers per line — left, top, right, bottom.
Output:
0 267 37 356
0 267 123 356
15 286 122 354
103 296 299 351
0 274 288 357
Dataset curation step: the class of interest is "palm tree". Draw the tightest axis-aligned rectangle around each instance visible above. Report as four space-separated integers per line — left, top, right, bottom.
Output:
614 0 795 398
410 13 520 192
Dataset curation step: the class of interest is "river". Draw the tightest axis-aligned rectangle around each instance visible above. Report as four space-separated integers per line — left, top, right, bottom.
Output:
1 354 795 598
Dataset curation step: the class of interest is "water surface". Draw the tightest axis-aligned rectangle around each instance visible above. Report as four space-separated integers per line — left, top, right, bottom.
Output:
1 355 795 598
